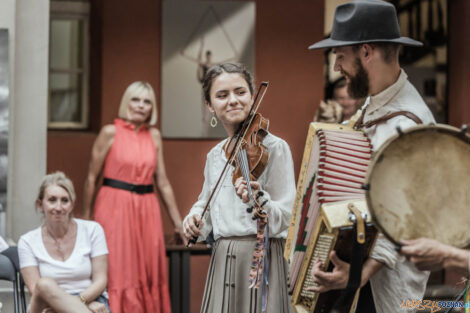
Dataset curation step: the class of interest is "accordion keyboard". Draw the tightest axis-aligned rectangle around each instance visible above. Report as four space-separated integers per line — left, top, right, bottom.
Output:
300 233 335 301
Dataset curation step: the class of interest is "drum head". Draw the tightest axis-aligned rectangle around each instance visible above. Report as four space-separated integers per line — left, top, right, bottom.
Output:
366 124 470 247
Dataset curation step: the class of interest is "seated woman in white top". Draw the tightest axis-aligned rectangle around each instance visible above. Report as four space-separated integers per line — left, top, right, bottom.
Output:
18 172 109 313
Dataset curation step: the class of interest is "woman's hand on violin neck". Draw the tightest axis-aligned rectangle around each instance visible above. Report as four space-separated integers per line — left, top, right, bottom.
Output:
183 214 204 239
234 177 247 202
234 177 260 203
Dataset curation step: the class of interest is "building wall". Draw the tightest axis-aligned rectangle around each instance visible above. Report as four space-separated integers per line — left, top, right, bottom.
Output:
445 0 470 286
448 0 470 127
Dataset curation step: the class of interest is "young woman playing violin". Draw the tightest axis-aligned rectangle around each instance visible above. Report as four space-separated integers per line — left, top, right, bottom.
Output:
182 63 295 313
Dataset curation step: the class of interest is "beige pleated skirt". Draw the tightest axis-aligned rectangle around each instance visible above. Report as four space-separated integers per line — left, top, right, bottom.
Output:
200 236 294 313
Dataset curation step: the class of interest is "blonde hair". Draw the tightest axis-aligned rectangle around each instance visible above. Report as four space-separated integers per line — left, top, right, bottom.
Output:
36 171 76 206
118 81 158 126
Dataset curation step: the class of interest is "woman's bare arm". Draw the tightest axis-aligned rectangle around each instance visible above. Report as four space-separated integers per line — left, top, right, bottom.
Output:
83 125 115 219
150 128 187 245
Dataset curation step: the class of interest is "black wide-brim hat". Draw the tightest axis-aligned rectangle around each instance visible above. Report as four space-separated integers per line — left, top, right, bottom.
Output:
309 0 422 50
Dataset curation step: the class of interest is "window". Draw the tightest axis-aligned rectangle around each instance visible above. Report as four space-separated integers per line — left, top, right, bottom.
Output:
48 1 90 129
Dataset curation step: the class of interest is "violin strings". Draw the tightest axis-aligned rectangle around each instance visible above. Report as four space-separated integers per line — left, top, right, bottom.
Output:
238 150 257 205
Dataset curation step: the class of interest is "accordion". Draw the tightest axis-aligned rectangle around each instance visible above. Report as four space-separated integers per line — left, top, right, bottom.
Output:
284 122 378 313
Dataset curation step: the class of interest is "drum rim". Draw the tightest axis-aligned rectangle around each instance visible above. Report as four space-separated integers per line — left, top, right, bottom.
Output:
365 123 470 247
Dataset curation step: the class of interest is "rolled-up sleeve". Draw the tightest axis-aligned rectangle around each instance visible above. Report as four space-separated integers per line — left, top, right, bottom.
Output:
370 233 402 269
260 139 296 236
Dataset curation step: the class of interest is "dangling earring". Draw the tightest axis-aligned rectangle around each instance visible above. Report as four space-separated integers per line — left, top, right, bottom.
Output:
210 113 218 128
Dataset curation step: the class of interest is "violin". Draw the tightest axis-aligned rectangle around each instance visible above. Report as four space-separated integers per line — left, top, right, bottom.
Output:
225 112 269 185
187 82 270 246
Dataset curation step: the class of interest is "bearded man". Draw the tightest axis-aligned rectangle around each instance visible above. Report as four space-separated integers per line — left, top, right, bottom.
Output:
308 1 435 312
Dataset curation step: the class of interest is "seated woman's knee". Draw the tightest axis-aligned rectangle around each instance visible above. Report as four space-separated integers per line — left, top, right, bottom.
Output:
35 277 59 297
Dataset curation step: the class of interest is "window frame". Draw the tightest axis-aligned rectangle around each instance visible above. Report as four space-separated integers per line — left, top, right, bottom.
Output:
48 1 90 129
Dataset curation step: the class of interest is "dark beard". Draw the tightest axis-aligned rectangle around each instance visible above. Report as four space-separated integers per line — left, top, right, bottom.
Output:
346 58 369 98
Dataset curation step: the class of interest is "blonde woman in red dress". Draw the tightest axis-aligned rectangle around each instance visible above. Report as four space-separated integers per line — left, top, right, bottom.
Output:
84 81 186 313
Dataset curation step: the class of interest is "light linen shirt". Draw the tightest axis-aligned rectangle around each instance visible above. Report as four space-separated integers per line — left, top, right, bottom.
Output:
184 133 296 241
362 69 435 313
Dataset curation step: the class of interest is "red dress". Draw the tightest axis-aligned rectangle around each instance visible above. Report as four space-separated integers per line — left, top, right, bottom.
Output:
94 118 171 313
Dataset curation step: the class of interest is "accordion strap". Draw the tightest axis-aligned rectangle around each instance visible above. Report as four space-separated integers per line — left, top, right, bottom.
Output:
331 204 367 313
354 110 423 130
364 111 423 128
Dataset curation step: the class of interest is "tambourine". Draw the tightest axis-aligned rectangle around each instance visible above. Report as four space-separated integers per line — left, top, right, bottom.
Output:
365 124 470 248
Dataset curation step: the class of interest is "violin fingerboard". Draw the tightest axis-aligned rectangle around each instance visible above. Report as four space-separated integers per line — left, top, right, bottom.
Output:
238 150 257 204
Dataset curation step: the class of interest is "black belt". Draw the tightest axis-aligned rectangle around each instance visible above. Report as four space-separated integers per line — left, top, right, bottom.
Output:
102 178 154 194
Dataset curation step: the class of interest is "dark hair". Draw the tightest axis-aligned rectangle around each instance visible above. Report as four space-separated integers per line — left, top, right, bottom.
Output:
202 62 254 103
326 77 347 100
352 42 400 64
334 77 347 90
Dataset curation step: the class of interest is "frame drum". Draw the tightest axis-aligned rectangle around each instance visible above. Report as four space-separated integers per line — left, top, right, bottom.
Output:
365 124 470 248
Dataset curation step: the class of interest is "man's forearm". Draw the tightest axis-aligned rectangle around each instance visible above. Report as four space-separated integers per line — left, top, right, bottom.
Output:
361 258 385 287
444 246 470 275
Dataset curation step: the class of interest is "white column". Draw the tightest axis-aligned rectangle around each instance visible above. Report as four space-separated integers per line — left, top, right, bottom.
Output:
5 0 49 241
0 0 15 239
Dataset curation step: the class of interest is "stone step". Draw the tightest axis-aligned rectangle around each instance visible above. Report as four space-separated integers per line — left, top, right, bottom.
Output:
0 281 30 313
0 286 17 313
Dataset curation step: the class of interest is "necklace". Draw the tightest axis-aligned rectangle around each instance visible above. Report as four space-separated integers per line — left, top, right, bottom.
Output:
43 222 75 261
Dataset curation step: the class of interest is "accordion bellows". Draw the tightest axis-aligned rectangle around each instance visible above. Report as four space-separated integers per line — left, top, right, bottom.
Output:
285 122 377 313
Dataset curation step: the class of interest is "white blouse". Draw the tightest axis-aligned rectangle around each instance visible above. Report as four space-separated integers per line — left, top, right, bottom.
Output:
184 133 296 241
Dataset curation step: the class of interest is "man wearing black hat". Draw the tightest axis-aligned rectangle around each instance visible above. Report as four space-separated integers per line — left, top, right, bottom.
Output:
308 1 435 312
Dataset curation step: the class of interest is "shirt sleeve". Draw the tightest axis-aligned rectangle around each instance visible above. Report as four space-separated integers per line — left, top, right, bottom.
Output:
370 233 403 269
183 156 213 241
258 139 296 235
89 222 108 258
370 116 418 268
18 235 38 269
